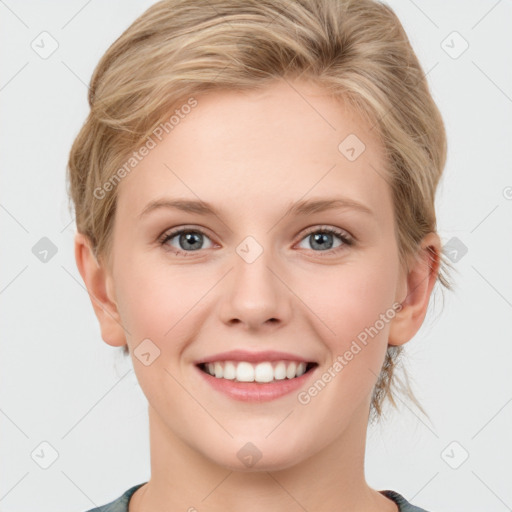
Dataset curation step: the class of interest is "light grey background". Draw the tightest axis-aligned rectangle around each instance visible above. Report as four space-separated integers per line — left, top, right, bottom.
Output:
1 1 511 511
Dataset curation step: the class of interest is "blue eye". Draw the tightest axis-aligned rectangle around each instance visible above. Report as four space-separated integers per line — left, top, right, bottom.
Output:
160 228 214 254
296 226 353 256
159 225 353 256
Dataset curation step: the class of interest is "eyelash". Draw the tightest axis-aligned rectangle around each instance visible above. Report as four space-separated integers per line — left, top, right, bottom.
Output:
158 225 354 257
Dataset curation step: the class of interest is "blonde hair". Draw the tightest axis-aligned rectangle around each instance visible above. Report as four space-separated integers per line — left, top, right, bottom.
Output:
66 0 454 424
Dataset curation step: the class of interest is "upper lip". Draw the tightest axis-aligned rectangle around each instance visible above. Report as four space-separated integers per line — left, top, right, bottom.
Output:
195 350 316 365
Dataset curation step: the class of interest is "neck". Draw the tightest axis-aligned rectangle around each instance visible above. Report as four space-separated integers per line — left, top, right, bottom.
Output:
129 398 398 512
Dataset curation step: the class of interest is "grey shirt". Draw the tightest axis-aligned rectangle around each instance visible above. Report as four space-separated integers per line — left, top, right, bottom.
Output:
83 483 432 511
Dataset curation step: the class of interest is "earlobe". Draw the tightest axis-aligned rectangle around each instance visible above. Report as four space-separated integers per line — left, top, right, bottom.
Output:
74 232 127 347
388 233 441 346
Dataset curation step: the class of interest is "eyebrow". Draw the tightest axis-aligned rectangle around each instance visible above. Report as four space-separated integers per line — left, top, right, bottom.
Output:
138 196 374 219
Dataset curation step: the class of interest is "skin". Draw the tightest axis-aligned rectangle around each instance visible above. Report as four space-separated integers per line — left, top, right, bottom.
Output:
75 77 441 512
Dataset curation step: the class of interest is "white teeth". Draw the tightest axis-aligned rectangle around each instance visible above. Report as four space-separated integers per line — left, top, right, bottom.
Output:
236 362 255 382
254 362 273 383
214 362 223 378
223 361 237 380
274 361 287 380
202 360 310 382
286 362 297 379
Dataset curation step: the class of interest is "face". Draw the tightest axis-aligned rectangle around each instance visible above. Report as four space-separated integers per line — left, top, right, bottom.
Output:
106 78 406 471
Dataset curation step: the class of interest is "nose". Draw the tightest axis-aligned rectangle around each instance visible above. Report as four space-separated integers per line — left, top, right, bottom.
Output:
219 241 292 331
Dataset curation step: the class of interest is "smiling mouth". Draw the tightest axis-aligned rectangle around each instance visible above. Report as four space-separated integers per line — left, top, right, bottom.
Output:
197 361 318 383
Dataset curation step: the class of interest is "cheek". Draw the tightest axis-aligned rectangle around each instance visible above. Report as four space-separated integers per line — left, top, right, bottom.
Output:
114 259 200 404
309 257 397 332
115 256 213 363
116 254 189 329
303 255 398 382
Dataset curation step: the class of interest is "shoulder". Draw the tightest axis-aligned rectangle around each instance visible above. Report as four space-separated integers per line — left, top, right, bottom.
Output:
380 489 433 512
83 484 430 512
82 483 147 512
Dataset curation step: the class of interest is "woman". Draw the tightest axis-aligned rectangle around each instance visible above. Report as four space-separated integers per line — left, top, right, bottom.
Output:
67 0 454 510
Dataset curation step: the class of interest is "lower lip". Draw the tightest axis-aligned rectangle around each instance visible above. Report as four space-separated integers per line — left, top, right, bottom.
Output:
195 364 317 402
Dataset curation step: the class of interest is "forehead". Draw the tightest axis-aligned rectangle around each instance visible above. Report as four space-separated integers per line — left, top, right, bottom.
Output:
116 79 391 222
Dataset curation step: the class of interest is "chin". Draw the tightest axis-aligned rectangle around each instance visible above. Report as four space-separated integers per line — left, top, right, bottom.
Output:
204 440 308 473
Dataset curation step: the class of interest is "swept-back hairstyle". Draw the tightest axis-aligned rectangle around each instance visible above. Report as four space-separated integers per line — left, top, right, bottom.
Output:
67 0 454 423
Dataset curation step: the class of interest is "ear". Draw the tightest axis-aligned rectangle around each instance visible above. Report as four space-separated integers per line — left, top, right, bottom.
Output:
388 232 441 346
74 232 126 347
